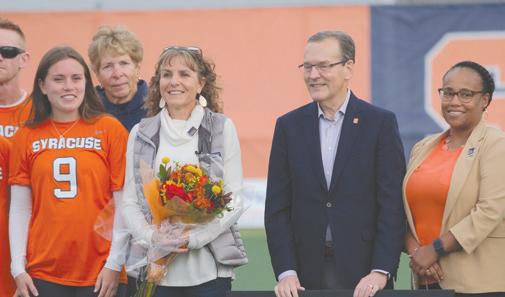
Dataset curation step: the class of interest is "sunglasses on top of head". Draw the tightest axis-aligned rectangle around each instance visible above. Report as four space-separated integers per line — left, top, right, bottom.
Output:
162 46 202 56
0 46 25 59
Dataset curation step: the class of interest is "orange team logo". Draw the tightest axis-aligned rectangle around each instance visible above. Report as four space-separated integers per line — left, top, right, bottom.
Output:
425 31 505 129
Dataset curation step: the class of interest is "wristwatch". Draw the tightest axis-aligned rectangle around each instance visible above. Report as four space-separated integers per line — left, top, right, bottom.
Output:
432 238 447 257
372 269 391 280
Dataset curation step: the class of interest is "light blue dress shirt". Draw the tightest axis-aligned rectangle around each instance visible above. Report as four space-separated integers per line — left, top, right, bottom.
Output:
318 90 350 242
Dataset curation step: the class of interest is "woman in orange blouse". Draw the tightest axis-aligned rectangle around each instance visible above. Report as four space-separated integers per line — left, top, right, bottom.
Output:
403 61 505 296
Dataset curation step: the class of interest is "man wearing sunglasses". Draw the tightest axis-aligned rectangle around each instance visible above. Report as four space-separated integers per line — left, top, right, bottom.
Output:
0 18 31 139
0 17 31 297
265 31 406 297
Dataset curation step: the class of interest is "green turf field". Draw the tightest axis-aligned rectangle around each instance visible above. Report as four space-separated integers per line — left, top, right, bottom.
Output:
233 229 411 291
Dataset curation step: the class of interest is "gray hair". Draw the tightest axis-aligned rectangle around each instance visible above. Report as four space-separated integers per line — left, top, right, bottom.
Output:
88 25 143 73
308 31 355 62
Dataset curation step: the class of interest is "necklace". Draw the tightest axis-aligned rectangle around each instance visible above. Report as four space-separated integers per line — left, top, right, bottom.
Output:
443 133 464 151
51 119 79 139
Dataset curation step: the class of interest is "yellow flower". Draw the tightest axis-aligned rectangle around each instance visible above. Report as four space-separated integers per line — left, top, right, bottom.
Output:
195 167 203 176
186 165 203 176
212 185 222 195
162 156 171 164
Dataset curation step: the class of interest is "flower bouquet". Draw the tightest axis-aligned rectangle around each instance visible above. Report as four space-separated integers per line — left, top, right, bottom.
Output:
134 157 233 297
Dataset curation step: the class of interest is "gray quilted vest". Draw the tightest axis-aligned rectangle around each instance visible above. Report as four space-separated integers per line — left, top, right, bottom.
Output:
132 108 248 268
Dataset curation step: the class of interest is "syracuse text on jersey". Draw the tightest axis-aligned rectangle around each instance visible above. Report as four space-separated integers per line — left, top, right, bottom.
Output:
32 137 102 152
0 125 19 138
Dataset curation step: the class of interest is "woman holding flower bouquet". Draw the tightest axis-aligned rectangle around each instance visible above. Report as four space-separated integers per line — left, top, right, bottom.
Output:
9 46 128 297
122 46 246 297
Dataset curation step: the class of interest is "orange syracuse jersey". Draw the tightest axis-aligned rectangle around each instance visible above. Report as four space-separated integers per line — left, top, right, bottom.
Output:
9 115 127 286
0 136 16 297
0 96 32 139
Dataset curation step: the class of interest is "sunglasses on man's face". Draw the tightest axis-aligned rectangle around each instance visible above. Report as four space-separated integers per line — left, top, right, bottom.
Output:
0 46 25 59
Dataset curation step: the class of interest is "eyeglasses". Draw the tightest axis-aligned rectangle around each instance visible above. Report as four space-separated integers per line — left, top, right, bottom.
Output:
298 60 347 74
163 46 202 56
0 46 25 59
438 88 484 103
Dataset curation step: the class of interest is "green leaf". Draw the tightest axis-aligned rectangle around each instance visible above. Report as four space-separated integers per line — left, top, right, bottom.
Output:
159 164 167 182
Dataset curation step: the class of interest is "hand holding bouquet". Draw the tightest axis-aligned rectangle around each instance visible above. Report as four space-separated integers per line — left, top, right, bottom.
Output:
135 157 233 297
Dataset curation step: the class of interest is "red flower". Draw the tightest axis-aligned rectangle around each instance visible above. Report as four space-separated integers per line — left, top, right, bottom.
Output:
166 184 191 202
198 175 208 186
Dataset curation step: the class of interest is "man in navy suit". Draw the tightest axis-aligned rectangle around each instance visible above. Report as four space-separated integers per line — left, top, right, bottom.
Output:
265 31 406 297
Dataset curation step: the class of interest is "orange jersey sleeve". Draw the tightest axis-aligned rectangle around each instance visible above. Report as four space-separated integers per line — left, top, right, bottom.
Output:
0 97 32 139
8 126 31 186
8 115 128 286
0 136 16 297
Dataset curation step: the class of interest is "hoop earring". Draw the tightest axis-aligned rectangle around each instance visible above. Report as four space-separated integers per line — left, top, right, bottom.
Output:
159 99 166 109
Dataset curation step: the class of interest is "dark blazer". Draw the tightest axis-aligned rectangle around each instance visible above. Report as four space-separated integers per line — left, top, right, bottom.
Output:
265 93 406 289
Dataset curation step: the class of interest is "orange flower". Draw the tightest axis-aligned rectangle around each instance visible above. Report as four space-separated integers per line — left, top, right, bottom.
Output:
184 172 195 183
194 197 211 209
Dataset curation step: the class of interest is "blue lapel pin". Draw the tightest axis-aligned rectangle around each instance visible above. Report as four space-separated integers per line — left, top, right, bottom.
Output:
467 147 475 157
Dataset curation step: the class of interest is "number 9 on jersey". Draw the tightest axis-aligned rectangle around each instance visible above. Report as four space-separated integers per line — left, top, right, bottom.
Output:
53 157 77 199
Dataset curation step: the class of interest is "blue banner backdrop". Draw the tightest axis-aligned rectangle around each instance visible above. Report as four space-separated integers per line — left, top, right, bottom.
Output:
371 3 505 155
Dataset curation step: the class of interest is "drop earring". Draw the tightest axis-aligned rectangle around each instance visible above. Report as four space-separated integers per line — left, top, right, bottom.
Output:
197 93 208 107
159 99 166 109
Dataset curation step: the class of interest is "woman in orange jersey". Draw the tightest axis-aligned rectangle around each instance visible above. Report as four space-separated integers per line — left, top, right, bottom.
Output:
8 46 128 297
404 61 505 296
0 136 16 297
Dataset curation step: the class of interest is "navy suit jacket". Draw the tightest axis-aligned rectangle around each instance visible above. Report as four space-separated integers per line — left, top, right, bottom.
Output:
264 93 406 289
